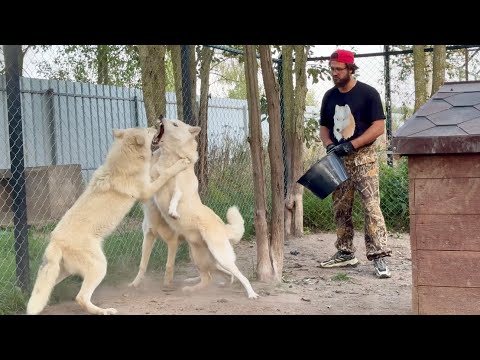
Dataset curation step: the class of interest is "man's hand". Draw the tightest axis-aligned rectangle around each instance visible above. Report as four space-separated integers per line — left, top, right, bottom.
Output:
331 142 355 157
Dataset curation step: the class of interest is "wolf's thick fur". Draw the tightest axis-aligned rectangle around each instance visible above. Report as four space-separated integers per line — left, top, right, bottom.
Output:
26 127 190 315
131 118 258 299
129 196 241 289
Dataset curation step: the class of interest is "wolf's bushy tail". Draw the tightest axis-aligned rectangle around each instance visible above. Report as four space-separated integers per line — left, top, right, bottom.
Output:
26 242 63 315
225 206 244 245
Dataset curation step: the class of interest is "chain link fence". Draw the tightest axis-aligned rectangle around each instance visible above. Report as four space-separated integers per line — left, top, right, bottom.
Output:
0 44 478 314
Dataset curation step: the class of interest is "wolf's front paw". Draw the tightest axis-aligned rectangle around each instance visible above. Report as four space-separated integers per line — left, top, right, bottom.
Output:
168 210 180 219
248 291 260 299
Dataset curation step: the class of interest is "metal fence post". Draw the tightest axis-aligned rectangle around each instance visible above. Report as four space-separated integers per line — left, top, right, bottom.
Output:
133 95 140 127
3 45 30 292
181 45 194 125
383 45 393 167
45 88 57 165
276 55 288 198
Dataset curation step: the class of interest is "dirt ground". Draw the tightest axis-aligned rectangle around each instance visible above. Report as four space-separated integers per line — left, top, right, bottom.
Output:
41 231 413 315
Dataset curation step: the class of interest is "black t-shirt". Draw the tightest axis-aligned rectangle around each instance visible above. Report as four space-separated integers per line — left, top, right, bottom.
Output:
320 81 385 146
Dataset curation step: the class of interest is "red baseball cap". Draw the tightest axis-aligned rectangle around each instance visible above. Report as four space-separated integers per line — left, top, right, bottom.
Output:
330 49 355 64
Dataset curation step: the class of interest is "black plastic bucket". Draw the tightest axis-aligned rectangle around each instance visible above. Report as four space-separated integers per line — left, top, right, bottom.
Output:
297 152 350 200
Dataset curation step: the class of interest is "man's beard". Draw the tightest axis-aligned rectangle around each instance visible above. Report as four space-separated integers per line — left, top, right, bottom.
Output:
333 74 350 88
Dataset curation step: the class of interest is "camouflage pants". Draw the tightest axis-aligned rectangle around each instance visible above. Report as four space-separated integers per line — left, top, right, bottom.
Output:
332 145 392 260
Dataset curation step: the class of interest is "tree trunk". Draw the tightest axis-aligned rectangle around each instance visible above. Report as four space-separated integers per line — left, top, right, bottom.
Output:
431 45 447 95
97 45 110 85
425 50 433 98
291 45 306 236
189 45 198 119
259 45 284 283
465 48 469 81
138 45 167 126
282 45 295 238
17 46 27 76
244 45 271 282
413 45 427 112
169 45 184 120
197 46 214 199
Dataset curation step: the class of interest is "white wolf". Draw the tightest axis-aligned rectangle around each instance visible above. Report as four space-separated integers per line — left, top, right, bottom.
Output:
131 117 259 299
26 126 190 315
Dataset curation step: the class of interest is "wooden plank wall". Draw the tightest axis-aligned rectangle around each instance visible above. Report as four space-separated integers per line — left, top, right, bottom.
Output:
409 154 480 314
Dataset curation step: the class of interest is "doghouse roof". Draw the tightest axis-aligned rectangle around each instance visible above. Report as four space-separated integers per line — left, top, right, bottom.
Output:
392 81 480 155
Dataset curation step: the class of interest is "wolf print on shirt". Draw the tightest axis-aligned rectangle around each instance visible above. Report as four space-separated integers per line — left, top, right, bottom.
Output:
333 104 356 142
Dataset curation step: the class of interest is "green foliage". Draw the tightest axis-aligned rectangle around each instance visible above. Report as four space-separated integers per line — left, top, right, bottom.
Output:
304 45 333 85
304 116 320 149
389 45 415 83
307 64 332 84
305 88 318 106
303 157 409 233
204 138 258 239
379 157 409 231
35 45 141 87
0 227 50 314
445 47 480 81
211 54 252 100
392 104 414 122
33 45 176 91
386 45 480 109
303 191 335 232
332 272 351 281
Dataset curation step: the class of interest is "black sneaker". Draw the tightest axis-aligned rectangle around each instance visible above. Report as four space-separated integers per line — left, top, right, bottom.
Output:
373 258 391 278
318 251 359 268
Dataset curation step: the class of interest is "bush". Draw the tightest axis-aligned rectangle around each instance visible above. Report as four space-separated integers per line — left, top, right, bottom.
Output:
303 158 409 232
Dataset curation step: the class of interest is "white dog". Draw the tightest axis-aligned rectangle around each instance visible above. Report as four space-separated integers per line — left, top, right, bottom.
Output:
131 117 259 299
26 126 190 315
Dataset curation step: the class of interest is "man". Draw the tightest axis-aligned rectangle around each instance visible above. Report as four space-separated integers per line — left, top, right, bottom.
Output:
318 49 392 278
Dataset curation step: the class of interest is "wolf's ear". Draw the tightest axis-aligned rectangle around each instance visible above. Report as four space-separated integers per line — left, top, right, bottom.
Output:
134 134 145 146
189 126 201 137
113 129 124 139
345 104 351 113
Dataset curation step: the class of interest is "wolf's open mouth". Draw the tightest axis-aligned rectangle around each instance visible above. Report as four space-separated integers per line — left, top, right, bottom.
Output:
153 122 164 145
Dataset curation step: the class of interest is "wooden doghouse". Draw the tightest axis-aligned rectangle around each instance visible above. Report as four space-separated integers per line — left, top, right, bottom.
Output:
392 81 480 315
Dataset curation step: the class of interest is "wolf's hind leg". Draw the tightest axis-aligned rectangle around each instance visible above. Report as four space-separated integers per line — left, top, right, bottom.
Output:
182 243 213 294
204 233 259 299
163 233 179 287
75 250 117 315
129 228 156 288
